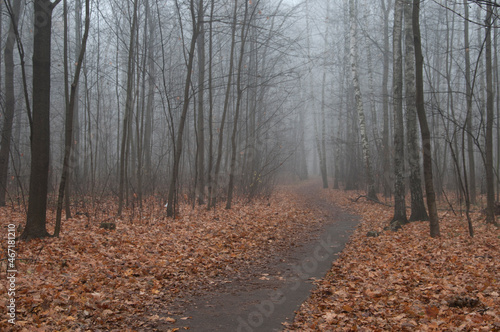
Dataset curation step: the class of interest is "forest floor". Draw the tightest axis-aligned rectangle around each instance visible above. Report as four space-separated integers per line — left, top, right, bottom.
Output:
1 180 499 331
288 189 500 331
0 179 357 331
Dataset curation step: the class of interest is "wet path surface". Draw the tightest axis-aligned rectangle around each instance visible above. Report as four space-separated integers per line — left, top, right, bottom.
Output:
167 184 360 332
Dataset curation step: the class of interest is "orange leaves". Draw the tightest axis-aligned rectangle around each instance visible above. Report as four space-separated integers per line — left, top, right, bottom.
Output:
0 189 321 330
341 304 354 313
289 189 500 331
425 305 440 319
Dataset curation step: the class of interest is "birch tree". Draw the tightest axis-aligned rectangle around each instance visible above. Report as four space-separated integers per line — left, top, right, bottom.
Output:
349 0 378 201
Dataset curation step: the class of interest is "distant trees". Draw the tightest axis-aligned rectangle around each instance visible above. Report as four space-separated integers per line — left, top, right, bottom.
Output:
1 0 499 241
0 0 23 207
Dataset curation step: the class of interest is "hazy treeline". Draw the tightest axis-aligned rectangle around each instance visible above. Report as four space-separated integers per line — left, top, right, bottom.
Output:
0 0 499 238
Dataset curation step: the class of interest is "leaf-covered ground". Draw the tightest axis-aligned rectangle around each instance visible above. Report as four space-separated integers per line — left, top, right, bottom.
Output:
288 189 500 331
2 185 499 331
0 189 321 331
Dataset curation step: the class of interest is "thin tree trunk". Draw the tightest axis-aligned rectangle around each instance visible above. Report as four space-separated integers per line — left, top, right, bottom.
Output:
209 0 238 209
66 0 82 218
484 3 497 226
0 0 23 207
319 3 330 189
349 0 378 201
413 0 440 238
206 0 215 209
391 0 407 227
404 0 427 221
463 0 476 204
54 0 90 237
381 0 392 197
118 0 139 216
226 0 252 209
320 70 329 189
144 0 155 193
166 0 201 217
196 0 206 205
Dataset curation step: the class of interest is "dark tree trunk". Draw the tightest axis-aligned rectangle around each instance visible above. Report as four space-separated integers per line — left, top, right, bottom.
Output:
54 0 90 237
381 0 392 197
484 4 497 226
391 0 407 227
196 0 206 205
226 0 251 209
166 0 200 217
22 0 61 241
404 0 428 221
118 0 139 216
209 0 238 209
462 0 477 205
206 0 215 209
413 0 440 238
0 0 23 207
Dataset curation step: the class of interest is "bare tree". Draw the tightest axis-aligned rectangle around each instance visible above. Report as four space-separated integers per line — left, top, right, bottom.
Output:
391 0 407 228
413 0 440 238
209 0 238 209
118 0 139 216
349 0 378 201
166 0 202 217
54 0 90 237
22 0 63 241
484 3 497 226
381 0 393 197
463 0 477 205
196 0 206 205
226 0 254 209
404 0 427 221
0 0 24 207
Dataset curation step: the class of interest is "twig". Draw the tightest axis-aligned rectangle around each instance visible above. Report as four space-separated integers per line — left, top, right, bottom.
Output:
351 195 391 207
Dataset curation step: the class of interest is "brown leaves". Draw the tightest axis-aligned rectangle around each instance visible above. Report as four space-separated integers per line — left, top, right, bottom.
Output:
289 189 500 331
0 189 320 330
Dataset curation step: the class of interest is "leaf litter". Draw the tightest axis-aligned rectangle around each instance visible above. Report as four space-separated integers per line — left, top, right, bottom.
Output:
0 188 321 331
287 189 500 331
1 186 499 331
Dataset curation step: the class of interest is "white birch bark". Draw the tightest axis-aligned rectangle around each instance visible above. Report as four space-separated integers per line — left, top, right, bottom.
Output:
349 0 377 200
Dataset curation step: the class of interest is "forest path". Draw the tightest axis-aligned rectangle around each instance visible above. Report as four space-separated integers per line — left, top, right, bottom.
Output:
157 180 359 332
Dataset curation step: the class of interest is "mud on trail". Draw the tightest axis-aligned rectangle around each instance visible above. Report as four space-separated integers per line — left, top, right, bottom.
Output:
150 181 359 332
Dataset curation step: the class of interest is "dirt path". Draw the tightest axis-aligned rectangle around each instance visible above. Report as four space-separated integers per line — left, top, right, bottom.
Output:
157 182 359 331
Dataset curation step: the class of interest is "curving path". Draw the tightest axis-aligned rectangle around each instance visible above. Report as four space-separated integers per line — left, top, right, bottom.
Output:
158 181 359 331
